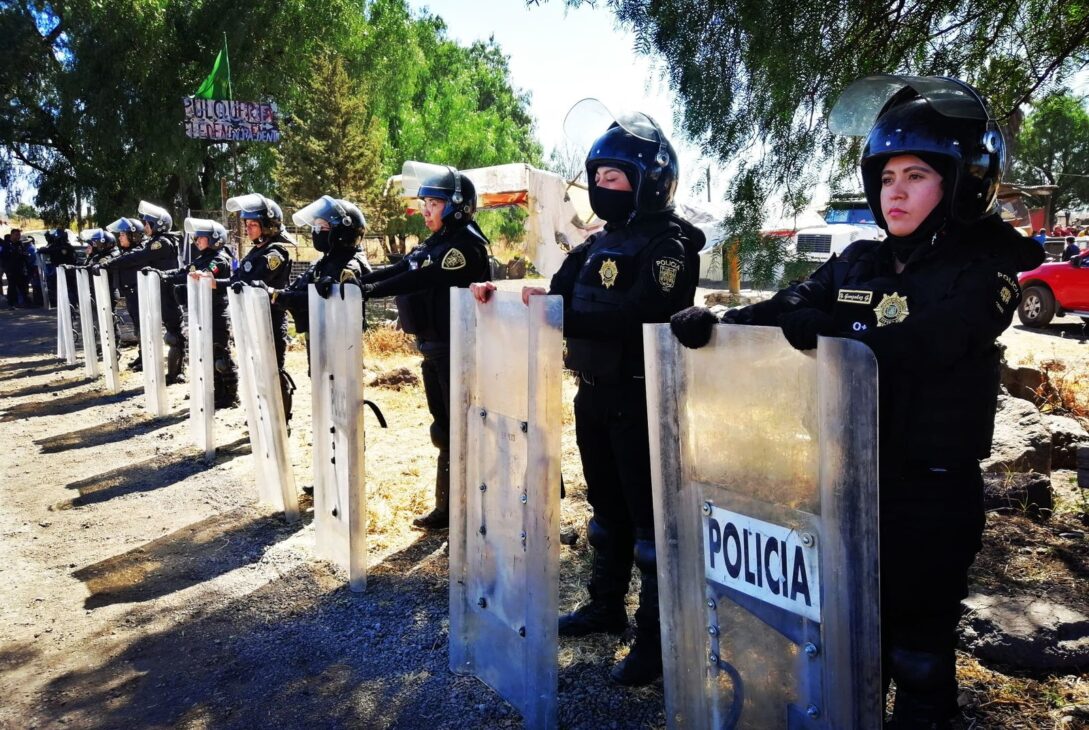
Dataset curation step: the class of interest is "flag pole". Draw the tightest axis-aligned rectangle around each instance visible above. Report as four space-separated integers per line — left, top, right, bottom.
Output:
223 33 233 101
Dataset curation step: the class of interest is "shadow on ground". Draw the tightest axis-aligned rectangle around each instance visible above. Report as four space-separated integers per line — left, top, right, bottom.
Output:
74 505 309 609
53 437 250 509
35 410 188 454
0 386 141 422
1 375 94 399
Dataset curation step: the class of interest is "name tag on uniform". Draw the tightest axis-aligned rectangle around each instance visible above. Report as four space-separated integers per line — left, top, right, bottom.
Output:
837 289 873 305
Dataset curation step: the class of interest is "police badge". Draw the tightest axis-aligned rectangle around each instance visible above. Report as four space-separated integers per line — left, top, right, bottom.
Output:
873 292 910 326
243 261 253 272
599 258 618 288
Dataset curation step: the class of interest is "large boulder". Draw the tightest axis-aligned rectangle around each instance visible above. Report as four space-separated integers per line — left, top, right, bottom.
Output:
983 395 1052 475
1045 414 1089 470
981 471 1053 515
960 593 1089 671
1001 362 1045 404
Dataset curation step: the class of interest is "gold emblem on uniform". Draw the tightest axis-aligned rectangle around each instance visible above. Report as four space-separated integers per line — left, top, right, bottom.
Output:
873 292 910 326
441 248 466 270
999 286 1012 304
150 241 162 250
339 269 357 283
267 252 283 271
655 258 682 293
188 265 196 272
599 258 618 288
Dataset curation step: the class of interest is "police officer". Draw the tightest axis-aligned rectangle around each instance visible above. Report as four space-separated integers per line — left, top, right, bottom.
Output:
42 228 76 307
671 76 1045 727
102 202 186 382
102 218 145 366
170 218 237 408
259 195 371 349
360 162 490 531
224 193 295 419
1 228 29 308
475 107 700 685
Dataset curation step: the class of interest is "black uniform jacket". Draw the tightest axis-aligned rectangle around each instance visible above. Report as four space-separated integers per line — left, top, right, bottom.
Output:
276 245 371 334
551 210 697 379
166 247 234 309
105 233 180 290
227 234 292 289
360 220 490 347
732 214 1045 471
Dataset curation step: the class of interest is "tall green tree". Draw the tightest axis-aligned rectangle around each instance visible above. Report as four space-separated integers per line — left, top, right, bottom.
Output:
1011 91 1089 222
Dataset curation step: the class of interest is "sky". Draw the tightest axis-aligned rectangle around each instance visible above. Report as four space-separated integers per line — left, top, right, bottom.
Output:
406 0 721 207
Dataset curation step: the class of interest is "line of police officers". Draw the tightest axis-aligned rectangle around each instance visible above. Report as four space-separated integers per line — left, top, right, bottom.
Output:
51 75 1043 726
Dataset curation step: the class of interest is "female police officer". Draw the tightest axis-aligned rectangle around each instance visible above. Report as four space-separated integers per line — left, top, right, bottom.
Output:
475 103 700 686
671 75 1044 727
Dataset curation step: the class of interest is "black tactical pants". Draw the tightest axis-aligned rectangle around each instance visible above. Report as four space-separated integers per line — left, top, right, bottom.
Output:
419 347 451 512
211 306 237 404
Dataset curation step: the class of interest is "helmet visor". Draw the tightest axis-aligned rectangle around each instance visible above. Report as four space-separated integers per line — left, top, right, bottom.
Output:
563 98 669 170
184 217 219 239
226 193 270 219
829 74 991 136
106 217 140 234
401 161 458 200
292 195 350 230
138 200 170 222
80 228 104 243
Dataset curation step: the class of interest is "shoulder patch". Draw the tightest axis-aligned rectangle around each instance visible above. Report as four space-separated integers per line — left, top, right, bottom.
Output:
150 241 162 250
188 265 196 272
339 268 358 284
995 271 1020 316
267 252 284 271
654 256 684 293
441 248 467 270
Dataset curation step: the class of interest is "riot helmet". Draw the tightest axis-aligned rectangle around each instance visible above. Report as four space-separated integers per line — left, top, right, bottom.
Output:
83 228 117 251
400 161 476 225
138 200 173 233
106 217 145 248
226 193 283 236
830 74 1005 228
184 217 228 250
564 99 678 223
292 195 366 253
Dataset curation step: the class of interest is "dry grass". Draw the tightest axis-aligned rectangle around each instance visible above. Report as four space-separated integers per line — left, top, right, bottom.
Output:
364 325 417 359
1034 359 1089 421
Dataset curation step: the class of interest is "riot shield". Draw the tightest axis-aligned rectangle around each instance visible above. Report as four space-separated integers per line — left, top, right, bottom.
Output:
37 254 51 311
308 283 367 591
55 266 76 365
75 267 99 378
187 275 215 459
137 270 168 417
227 287 299 522
93 270 120 394
448 289 563 730
643 324 881 730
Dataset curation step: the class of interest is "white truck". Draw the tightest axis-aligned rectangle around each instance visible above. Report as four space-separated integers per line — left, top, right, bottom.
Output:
793 195 885 263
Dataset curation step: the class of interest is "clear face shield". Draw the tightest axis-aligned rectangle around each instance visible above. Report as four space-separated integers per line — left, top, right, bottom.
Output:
562 98 670 176
138 200 170 222
292 195 350 233
226 193 271 219
400 161 460 202
184 217 223 249
828 74 994 136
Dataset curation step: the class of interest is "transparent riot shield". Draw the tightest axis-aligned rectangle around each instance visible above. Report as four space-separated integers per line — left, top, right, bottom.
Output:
448 289 563 730
138 269 168 417
309 283 367 591
55 266 76 364
228 287 299 522
37 254 51 311
93 270 120 394
187 275 215 459
75 267 99 379
643 324 882 730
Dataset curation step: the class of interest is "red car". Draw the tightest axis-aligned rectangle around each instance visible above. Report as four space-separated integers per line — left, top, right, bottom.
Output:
1017 250 1089 326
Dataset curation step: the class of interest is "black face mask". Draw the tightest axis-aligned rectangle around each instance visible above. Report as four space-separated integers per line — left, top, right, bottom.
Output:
589 186 636 225
885 201 948 264
313 229 333 253
313 226 356 253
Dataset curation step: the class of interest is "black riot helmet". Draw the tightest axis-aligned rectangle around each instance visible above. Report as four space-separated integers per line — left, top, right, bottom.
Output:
86 229 117 251
564 99 678 222
226 193 284 235
292 195 367 253
400 161 476 225
831 75 1005 228
184 218 228 249
138 200 173 233
106 217 145 248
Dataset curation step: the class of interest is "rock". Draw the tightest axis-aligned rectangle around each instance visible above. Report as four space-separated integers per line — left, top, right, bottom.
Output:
981 471 1053 515
506 257 527 279
369 367 419 389
982 395 1052 475
960 594 1089 670
1045 415 1089 470
1001 362 1045 403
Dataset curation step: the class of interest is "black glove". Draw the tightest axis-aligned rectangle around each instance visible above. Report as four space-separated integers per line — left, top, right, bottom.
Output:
88 264 101 274
777 309 835 351
360 282 376 298
230 281 245 294
314 276 336 299
140 266 156 274
670 306 719 349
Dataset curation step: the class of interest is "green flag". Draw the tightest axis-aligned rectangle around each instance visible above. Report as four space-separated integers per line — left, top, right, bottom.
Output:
193 43 231 100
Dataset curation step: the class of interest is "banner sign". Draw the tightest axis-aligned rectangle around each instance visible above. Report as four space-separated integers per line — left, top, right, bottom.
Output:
182 98 281 142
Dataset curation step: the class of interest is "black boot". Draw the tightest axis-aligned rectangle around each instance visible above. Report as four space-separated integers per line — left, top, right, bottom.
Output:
165 336 185 385
279 369 295 423
610 538 663 686
559 519 631 637
886 647 960 729
128 354 142 372
413 450 449 530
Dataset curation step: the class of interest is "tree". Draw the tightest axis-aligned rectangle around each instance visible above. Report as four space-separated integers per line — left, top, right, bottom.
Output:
13 202 38 222
540 0 1089 240
1011 91 1089 222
